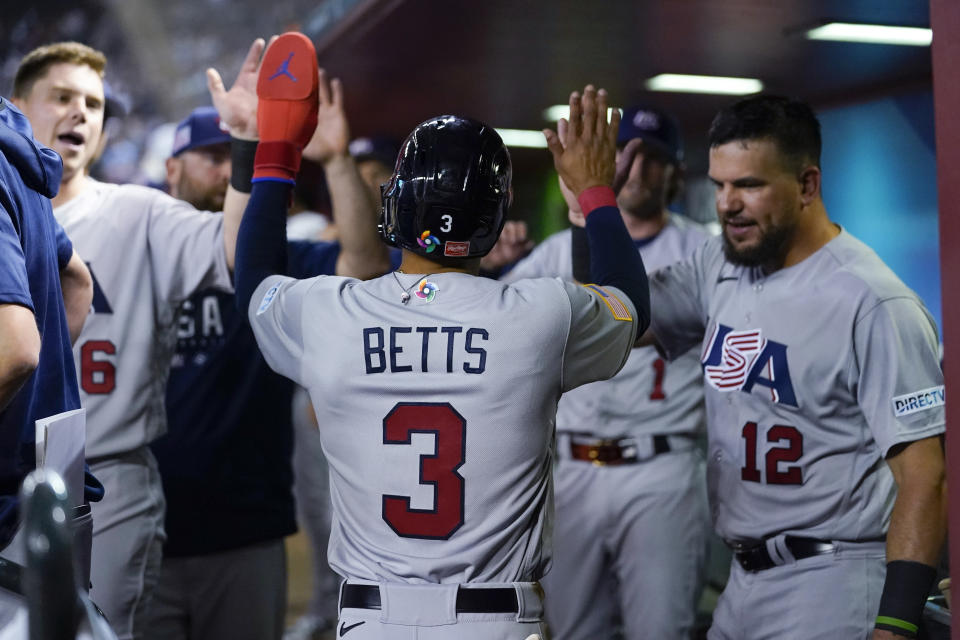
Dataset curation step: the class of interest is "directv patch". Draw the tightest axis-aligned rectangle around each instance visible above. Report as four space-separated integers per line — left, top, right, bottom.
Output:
256 284 280 315
892 385 945 417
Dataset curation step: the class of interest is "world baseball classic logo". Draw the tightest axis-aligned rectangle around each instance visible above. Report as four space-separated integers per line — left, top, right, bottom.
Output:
701 324 798 407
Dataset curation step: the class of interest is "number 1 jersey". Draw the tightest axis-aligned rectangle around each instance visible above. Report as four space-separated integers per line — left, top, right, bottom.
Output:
249 271 638 583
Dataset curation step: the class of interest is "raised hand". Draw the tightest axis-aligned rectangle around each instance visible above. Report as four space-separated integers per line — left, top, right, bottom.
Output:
612 137 645 194
556 118 585 227
206 36 275 140
302 69 350 165
543 85 620 197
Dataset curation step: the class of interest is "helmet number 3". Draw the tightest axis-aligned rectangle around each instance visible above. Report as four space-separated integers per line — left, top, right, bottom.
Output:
382 402 466 539
440 214 453 233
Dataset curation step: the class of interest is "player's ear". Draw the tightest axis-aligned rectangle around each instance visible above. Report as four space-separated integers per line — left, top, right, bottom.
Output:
165 157 182 194
798 165 820 206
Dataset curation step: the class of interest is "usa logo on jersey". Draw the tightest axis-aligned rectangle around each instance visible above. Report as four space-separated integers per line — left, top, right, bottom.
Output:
701 324 798 407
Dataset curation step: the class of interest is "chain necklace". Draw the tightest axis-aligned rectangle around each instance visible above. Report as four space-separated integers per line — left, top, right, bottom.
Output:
392 271 433 304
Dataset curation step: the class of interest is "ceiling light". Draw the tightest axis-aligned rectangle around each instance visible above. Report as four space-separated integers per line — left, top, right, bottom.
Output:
805 22 931 46
496 128 548 149
542 106 622 122
644 74 763 95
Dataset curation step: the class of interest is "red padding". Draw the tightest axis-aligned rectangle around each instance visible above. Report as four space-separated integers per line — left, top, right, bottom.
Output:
254 141 302 180
578 186 618 218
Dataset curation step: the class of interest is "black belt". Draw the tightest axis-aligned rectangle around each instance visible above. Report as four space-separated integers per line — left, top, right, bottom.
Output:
567 434 670 465
340 584 519 613
733 536 836 572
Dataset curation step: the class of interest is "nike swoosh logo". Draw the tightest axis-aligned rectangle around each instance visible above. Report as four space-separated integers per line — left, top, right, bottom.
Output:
716 275 739 283
339 621 366 637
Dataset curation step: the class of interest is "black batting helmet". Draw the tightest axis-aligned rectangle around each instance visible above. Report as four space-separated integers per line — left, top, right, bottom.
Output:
379 115 512 259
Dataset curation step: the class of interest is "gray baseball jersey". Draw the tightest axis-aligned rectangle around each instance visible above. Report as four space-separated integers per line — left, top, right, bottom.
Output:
649 229 945 543
503 214 710 438
248 271 638 583
53 179 232 458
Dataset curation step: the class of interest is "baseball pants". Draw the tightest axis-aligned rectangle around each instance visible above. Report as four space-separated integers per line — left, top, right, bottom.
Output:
336 582 547 640
708 539 886 640
144 539 287 640
541 444 710 640
89 447 166 640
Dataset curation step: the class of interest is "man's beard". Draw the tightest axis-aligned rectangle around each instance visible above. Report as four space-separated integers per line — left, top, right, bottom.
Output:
722 219 795 270
618 183 666 220
177 177 226 212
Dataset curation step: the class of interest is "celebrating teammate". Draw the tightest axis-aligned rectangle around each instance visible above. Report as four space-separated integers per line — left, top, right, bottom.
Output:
646 95 946 640
505 104 711 639
11 39 262 637
236 32 648 637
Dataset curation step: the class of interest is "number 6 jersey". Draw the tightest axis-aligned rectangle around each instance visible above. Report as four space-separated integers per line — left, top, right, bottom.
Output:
648 230 945 544
53 179 232 458
249 271 638 583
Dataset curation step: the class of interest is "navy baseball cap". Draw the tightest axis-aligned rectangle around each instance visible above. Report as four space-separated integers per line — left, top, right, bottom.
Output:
171 107 230 157
617 105 683 165
103 80 129 120
349 136 400 168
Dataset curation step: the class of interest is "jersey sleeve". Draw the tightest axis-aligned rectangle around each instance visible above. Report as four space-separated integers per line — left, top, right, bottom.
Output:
560 280 638 392
287 240 341 279
247 274 319 385
53 219 73 271
853 296 945 455
500 230 572 284
647 240 715 360
0 200 33 311
146 190 232 305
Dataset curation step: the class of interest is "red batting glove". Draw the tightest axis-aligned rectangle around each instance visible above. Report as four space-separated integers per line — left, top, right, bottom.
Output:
253 32 319 183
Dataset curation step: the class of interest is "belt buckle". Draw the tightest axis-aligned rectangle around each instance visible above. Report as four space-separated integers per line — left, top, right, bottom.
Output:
731 540 764 573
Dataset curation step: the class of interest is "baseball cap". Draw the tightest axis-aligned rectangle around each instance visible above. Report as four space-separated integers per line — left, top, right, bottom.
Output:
171 106 230 157
103 80 129 120
348 136 400 168
617 105 683 165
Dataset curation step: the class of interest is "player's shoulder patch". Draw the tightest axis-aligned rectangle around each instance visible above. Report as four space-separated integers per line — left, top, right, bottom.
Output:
256 283 281 315
892 385 945 418
582 283 632 321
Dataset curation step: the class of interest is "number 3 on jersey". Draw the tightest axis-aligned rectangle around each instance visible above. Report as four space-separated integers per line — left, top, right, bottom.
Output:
382 403 466 539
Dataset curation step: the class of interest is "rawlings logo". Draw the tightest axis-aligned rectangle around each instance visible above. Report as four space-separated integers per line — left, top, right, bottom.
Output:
443 241 470 257
701 324 798 407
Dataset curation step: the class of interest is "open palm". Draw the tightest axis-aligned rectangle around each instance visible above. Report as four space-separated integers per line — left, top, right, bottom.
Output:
206 36 274 140
303 70 349 163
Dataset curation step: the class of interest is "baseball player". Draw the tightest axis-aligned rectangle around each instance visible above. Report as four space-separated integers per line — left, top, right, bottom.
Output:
505 105 711 639
284 135 403 640
11 39 263 638
149 60 389 640
236 56 649 638
646 95 946 640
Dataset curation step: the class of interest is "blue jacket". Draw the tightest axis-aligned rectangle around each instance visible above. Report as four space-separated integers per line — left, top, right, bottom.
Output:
154 241 340 556
0 97 81 547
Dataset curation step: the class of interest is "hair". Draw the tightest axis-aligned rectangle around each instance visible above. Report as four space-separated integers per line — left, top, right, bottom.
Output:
708 95 821 173
13 42 106 99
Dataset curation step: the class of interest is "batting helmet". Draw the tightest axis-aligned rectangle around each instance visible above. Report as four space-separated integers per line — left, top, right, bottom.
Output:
379 115 511 259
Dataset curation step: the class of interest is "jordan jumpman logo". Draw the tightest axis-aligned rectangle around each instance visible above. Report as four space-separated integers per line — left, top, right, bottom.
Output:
268 52 298 82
